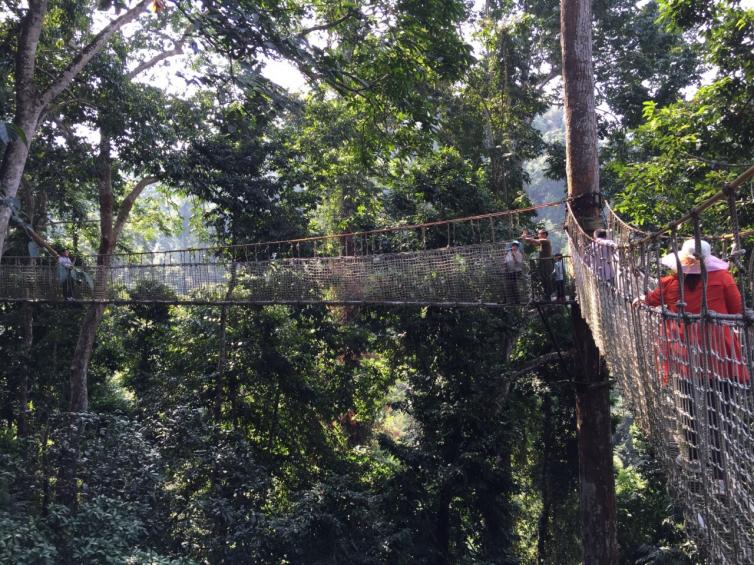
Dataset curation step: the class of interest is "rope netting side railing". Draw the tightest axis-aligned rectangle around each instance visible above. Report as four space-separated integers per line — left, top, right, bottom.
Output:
604 201 649 245
566 164 754 564
0 202 563 306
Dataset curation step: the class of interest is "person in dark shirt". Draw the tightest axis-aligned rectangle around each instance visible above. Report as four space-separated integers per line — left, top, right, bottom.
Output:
522 229 553 300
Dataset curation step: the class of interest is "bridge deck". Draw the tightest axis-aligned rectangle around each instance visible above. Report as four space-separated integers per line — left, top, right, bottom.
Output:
0 242 559 307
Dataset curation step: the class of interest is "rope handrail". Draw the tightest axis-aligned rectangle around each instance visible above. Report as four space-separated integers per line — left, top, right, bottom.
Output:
604 200 646 234
572 164 754 251
4 200 563 262
0 200 569 306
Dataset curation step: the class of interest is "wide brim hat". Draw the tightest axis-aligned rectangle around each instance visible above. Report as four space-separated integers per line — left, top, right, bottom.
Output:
659 239 728 273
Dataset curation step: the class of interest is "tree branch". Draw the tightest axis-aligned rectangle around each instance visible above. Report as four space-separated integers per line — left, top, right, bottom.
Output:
297 11 357 38
113 175 158 241
127 25 193 79
535 68 560 92
38 0 151 110
15 0 48 113
509 351 574 379
8 214 59 258
50 115 80 147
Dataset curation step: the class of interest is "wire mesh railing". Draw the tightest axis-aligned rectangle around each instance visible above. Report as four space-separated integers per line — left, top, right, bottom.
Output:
0 202 567 306
567 163 754 564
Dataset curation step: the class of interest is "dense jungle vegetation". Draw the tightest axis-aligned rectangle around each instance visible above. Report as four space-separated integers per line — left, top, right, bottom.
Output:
0 0 752 563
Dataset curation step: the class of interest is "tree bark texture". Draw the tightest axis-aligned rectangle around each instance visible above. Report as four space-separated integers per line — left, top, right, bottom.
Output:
561 0 618 561
571 304 618 564
69 304 107 412
67 135 156 412
560 0 601 232
18 302 33 436
537 393 552 564
214 261 238 420
0 0 46 255
68 136 112 412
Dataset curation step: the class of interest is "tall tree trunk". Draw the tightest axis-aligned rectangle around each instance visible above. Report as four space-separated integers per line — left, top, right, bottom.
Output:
69 304 107 412
561 0 601 232
69 135 113 413
571 304 617 563
560 0 618 562
67 135 156 413
0 0 46 256
267 383 282 452
16 181 36 435
214 263 238 421
18 302 33 436
435 487 452 564
214 305 229 421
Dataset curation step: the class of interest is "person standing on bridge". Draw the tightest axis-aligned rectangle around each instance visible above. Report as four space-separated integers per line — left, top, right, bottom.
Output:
636 238 748 489
504 240 524 303
552 254 566 302
639 239 748 383
521 228 553 301
57 249 75 301
587 229 617 284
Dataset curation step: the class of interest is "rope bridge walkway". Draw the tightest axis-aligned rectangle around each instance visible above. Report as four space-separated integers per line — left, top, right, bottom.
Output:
13 160 754 561
0 202 563 306
568 164 754 564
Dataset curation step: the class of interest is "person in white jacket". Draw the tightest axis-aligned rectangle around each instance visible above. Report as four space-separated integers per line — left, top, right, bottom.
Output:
57 249 75 300
504 240 524 303
588 229 617 283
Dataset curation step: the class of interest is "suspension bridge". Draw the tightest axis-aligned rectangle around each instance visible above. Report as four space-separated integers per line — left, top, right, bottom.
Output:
3 164 754 562
0 202 564 306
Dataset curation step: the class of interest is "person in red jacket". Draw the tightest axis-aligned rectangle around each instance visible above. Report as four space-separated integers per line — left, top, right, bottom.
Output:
637 239 749 489
641 239 748 383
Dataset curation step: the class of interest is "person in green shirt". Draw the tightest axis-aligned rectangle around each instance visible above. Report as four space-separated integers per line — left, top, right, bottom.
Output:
521 229 553 301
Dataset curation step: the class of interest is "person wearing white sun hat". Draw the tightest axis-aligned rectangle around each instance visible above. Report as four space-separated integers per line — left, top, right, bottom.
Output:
639 238 748 495
658 238 730 274
640 238 746 382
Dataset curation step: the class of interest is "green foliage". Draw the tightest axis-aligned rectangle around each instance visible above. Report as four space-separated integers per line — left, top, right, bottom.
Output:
610 84 752 229
614 424 699 565
593 0 700 129
607 0 753 229
0 499 193 565
0 413 187 564
0 510 59 564
388 147 493 223
372 308 525 563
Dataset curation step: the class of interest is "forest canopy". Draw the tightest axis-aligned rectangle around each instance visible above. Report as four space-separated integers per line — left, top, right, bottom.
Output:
0 0 752 563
